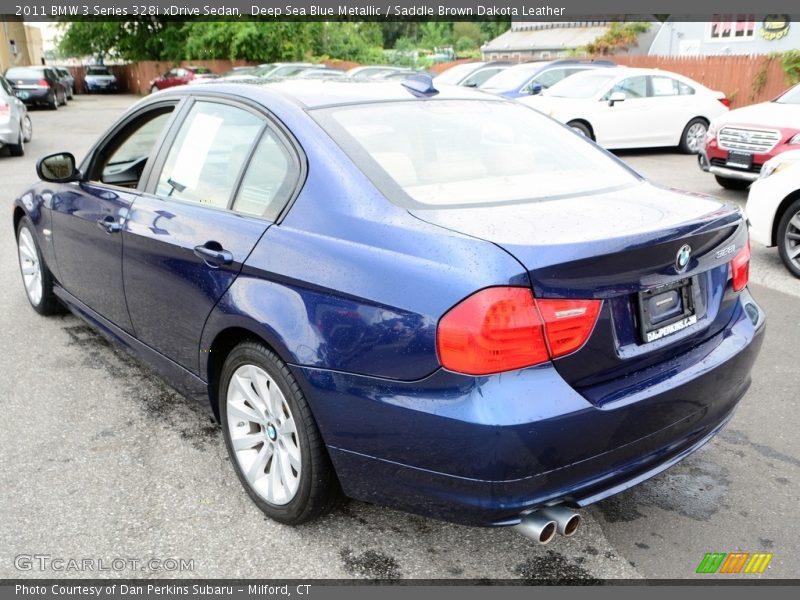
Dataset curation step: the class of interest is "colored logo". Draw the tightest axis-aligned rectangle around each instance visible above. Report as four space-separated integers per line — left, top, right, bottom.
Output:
696 552 773 574
675 244 692 273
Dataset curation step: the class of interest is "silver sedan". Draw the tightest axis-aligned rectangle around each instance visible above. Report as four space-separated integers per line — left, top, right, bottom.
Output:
0 75 33 157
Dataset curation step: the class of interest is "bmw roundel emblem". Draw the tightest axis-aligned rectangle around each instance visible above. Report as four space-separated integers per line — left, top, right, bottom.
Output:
675 244 692 273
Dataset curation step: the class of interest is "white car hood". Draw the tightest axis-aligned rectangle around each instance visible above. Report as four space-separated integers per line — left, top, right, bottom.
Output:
715 101 800 129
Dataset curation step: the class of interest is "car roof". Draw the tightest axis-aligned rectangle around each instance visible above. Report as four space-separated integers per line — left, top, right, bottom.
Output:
166 79 498 109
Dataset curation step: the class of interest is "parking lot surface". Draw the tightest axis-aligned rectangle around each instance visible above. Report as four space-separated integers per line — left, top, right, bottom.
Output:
1 95 798 580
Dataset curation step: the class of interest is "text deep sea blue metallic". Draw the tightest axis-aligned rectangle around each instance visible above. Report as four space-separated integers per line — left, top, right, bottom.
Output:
12 81 765 526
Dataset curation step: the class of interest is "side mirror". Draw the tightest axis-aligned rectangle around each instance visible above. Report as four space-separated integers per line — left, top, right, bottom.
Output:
36 152 81 183
608 91 626 107
528 83 544 96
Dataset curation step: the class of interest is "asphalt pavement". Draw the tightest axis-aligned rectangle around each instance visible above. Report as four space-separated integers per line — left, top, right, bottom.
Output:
0 95 797 580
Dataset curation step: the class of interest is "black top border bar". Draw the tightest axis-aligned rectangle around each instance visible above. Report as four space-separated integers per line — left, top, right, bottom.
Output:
3 1 800 21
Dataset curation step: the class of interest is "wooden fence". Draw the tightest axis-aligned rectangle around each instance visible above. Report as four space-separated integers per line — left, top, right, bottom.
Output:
68 54 795 108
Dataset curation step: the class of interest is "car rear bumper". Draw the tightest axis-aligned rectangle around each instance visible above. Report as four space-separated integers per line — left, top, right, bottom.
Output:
0 120 18 145
15 88 51 104
295 289 765 526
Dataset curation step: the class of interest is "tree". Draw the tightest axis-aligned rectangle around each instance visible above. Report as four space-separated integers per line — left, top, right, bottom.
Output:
584 22 651 55
58 20 187 61
316 22 384 63
183 22 317 62
419 22 452 49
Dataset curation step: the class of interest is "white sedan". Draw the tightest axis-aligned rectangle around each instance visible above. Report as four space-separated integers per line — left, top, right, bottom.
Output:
520 67 729 152
747 150 800 278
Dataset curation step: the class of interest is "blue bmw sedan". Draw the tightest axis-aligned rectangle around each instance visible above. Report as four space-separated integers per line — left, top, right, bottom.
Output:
13 78 764 544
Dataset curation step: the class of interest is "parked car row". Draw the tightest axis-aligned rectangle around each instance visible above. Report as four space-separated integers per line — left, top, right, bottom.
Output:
3 66 70 110
151 63 422 92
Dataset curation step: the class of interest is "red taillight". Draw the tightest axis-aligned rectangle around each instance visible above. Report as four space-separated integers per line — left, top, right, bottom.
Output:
436 287 601 375
718 98 731 107
731 239 750 292
536 298 603 358
37 78 49 88
0 102 9 114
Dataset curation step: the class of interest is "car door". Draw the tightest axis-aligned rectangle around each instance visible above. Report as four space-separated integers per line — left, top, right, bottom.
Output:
591 75 651 148
122 98 301 372
49 101 179 332
647 75 698 145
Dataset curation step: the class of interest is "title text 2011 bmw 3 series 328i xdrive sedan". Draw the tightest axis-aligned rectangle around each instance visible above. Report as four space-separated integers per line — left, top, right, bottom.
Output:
13 79 764 544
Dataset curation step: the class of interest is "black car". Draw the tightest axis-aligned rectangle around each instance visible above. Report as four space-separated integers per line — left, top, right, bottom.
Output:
4 66 68 110
54 67 75 99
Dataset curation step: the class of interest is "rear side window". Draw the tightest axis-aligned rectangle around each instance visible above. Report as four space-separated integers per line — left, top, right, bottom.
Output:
232 130 299 220
155 101 263 209
0 77 13 95
650 76 679 97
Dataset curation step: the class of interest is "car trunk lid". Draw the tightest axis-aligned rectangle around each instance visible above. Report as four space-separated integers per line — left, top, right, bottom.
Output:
411 182 747 404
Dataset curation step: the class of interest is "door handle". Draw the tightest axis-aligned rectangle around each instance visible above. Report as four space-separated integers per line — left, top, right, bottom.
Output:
97 216 122 234
193 242 234 267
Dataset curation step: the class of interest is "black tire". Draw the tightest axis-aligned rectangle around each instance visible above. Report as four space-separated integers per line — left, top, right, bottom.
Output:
714 175 751 191
16 217 62 315
59 90 67 106
567 120 593 140
22 115 32 143
777 198 800 279
149 85 159 94
48 92 58 110
8 128 24 157
219 341 344 525
679 117 708 154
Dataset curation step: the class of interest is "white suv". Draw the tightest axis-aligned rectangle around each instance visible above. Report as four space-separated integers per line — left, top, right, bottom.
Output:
747 150 800 277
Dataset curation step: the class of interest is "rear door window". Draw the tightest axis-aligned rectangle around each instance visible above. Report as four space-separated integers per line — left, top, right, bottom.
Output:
155 101 263 209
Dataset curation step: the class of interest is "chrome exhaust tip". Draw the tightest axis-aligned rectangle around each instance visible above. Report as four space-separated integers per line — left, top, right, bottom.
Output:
540 506 581 537
515 513 557 545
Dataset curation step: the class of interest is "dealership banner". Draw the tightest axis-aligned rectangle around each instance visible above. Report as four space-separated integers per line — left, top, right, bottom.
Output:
1 0 800 20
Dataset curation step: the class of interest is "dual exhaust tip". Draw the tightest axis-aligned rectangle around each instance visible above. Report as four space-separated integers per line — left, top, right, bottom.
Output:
515 506 581 545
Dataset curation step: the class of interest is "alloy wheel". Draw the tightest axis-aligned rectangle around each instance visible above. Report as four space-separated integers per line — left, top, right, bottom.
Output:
18 228 42 306
685 122 707 153
783 210 800 270
226 364 301 505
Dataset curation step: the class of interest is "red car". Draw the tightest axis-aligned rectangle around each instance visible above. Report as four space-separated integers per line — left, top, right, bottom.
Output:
149 66 216 93
698 83 800 190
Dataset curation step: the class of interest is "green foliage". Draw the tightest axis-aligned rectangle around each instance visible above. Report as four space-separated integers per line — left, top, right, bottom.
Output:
316 22 384 63
59 20 188 61
453 22 482 47
419 22 452 49
584 22 651 56
455 36 478 54
57 19 511 64
780 50 800 85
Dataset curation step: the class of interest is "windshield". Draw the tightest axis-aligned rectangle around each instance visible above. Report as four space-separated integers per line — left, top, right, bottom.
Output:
775 84 800 104
435 63 483 85
313 100 638 209
480 64 542 91
86 67 110 76
545 71 617 98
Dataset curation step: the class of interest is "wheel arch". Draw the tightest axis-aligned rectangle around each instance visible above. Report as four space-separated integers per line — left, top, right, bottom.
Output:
13 205 26 236
771 189 800 246
566 119 595 140
203 324 295 423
